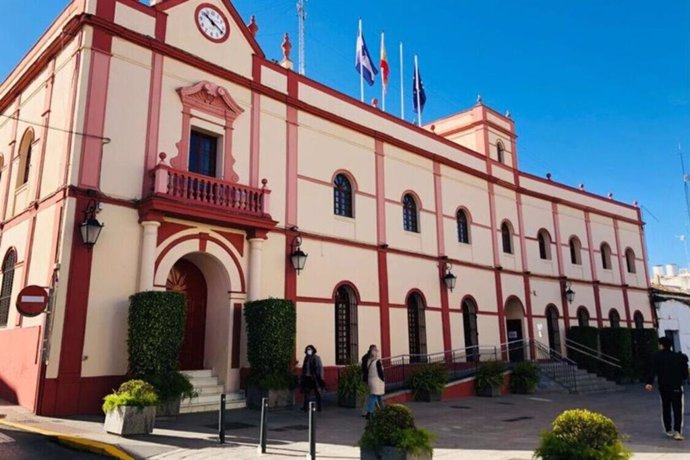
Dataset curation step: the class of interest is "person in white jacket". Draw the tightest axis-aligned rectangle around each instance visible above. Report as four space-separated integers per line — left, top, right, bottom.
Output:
365 345 385 419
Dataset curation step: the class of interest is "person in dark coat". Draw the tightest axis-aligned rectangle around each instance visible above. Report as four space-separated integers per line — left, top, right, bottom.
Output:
645 337 687 440
300 344 324 412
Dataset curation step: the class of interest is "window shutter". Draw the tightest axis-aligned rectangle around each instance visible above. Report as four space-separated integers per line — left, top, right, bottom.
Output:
418 304 427 357
349 298 358 364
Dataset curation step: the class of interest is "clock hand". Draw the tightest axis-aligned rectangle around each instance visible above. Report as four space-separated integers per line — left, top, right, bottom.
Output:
203 13 222 33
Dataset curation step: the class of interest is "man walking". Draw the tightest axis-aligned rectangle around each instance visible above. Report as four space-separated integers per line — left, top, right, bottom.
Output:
645 337 688 440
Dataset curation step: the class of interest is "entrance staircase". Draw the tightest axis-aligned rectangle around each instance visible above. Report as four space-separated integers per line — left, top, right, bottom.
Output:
180 370 246 414
537 362 624 394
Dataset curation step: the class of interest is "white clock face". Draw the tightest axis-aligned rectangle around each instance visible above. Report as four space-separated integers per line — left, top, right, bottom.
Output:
197 6 228 41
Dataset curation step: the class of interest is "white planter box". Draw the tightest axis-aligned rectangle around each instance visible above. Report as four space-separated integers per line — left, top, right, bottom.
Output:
104 406 156 436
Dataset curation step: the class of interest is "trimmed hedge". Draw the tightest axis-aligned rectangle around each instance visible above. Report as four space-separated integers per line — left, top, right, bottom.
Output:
599 327 633 382
566 326 600 375
128 291 186 377
632 328 658 382
244 298 297 390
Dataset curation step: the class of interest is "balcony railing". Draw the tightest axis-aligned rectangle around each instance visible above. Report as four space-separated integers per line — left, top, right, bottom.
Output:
151 164 271 217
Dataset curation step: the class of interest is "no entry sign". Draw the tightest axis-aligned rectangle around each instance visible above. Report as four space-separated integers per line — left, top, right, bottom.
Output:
16 285 49 317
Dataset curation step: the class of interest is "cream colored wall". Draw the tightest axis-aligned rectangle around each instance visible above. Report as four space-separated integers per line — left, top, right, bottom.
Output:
296 301 334 363
522 195 558 275
163 0 254 78
358 306 381 359
387 253 440 308
114 2 156 37
599 286 626 324
389 307 409 357
258 96 287 223
447 266 497 313
260 232 285 299
425 310 444 354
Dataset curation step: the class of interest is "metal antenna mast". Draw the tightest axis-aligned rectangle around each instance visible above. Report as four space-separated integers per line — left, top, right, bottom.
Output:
679 144 690 227
297 0 307 75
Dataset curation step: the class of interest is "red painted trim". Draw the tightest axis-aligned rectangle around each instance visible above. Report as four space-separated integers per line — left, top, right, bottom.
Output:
215 230 245 257
284 230 297 302
199 232 209 252
194 3 230 44
495 271 507 345
377 249 391 358
1 103 20 220
488 183 500 267
231 302 242 369
285 106 298 226
96 0 117 22
142 52 164 197
433 162 451 350
522 275 535 344
593 284 603 328
156 221 193 245
551 204 570 329
331 281 362 303
612 219 632 327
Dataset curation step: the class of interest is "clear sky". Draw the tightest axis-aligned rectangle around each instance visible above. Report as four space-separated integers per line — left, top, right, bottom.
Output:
1 0 689 271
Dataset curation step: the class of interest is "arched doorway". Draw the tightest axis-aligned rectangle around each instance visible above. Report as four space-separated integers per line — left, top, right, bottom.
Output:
505 297 525 362
545 305 561 354
462 298 479 361
167 259 208 370
407 292 427 362
335 284 358 365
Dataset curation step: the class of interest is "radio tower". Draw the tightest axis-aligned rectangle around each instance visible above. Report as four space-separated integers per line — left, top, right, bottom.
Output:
297 0 307 75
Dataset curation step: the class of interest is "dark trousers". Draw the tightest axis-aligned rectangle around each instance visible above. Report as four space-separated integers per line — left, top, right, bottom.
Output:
660 388 684 433
301 377 322 411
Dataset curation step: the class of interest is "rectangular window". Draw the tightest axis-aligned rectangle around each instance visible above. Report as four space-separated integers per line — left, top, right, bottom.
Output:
189 131 218 177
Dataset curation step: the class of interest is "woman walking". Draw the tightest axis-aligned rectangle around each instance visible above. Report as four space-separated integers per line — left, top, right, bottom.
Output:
365 345 385 419
300 344 324 412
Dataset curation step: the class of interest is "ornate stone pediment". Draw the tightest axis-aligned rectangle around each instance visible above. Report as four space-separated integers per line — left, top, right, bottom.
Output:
177 81 244 121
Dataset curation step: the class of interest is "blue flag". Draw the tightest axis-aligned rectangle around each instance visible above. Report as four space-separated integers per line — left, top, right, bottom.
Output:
355 27 378 86
413 65 426 114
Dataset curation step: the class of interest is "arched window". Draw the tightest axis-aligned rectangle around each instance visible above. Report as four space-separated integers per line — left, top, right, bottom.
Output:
0 249 17 327
569 236 582 265
17 129 34 187
600 243 612 270
633 310 644 330
456 209 470 244
402 193 419 233
496 141 505 164
546 305 561 353
576 307 590 328
538 230 552 260
335 285 358 365
333 173 353 217
625 248 636 274
407 293 427 362
462 298 479 361
501 221 513 254
608 309 621 328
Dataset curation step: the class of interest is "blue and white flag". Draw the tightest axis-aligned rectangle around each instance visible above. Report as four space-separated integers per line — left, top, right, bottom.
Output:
355 20 378 87
413 58 426 115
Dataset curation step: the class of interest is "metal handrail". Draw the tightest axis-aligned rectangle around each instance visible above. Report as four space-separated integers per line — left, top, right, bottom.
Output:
564 338 620 364
532 340 577 365
566 341 622 369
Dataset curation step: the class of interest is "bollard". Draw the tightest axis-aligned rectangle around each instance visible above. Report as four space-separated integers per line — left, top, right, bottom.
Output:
307 401 316 460
219 393 226 444
259 397 268 454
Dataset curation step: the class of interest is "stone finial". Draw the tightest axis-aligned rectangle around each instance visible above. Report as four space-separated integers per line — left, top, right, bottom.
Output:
371 98 378 108
633 200 639 208
505 110 511 118
608 192 613 200
430 124 436 133
158 152 167 163
476 94 483 105
280 33 294 70
579 183 585 191
248 15 259 38
546 172 552 180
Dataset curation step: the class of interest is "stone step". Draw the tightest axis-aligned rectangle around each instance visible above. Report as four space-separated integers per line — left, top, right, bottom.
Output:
180 397 247 414
185 376 219 387
182 369 214 378
195 384 225 395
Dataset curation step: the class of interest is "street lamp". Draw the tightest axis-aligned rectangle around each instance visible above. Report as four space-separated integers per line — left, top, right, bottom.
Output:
80 199 104 248
565 281 575 304
290 227 308 274
442 262 457 292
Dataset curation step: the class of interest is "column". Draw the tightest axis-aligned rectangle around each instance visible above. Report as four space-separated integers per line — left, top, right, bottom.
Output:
248 238 264 301
139 221 160 291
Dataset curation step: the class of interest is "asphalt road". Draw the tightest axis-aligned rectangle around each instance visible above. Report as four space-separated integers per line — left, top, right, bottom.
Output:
0 426 103 459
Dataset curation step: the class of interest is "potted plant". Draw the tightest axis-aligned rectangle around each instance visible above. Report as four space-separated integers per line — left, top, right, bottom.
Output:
338 364 367 408
406 363 447 402
475 360 505 397
145 371 197 417
510 361 540 394
535 409 631 459
244 298 297 409
103 379 158 436
360 404 435 460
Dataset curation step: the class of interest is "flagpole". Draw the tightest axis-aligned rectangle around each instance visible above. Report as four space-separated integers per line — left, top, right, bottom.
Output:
359 19 364 103
414 54 422 127
399 42 404 119
381 32 386 112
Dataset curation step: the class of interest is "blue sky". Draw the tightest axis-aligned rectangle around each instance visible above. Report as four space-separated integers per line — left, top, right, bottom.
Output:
1 1 689 270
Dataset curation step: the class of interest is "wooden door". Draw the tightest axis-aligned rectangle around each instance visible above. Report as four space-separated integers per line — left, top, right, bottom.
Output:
166 259 207 370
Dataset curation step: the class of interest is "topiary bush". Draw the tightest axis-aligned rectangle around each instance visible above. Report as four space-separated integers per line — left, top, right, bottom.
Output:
566 326 600 374
359 404 435 456
535 409 631 460
406 363 448 400
102 380 159 414
510 361 540 394
475 360 505 394
632 329 658 382
599 328 633 382
337 364 367 408
244 298 297 390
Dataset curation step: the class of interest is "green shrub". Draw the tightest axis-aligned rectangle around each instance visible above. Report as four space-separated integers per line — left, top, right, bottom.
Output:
406 363 448 396
145 371 196 402
337 364 367 406
102 380 159 414
632 329 658 382
535 409 631 460
475 360 505 393
244 298 296 390
510 361 540 394
566 326 600 374
599 328 633 382
359 404 435 456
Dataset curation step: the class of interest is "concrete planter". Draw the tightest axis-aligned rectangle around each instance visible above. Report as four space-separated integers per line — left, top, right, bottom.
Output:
247 386 294 409
361 446 432 460
104 406 156 436
338 393 365 409
476 385 501 397
156 397 181 418
413 389 442 402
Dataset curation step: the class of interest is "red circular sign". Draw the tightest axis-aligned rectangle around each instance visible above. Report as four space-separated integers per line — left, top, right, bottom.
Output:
16 285 49 317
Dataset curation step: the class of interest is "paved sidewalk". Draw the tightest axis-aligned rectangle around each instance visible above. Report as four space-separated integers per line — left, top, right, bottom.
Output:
1 386 688 459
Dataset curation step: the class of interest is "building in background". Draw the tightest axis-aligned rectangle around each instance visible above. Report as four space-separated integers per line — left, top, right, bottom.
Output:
651 265 690 357
0 0 654 416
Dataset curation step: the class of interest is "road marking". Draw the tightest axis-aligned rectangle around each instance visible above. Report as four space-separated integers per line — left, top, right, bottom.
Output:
0 431 15 443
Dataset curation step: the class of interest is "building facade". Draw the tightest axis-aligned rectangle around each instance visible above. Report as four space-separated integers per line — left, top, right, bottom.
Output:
652 265 690 356
0 0 653 416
